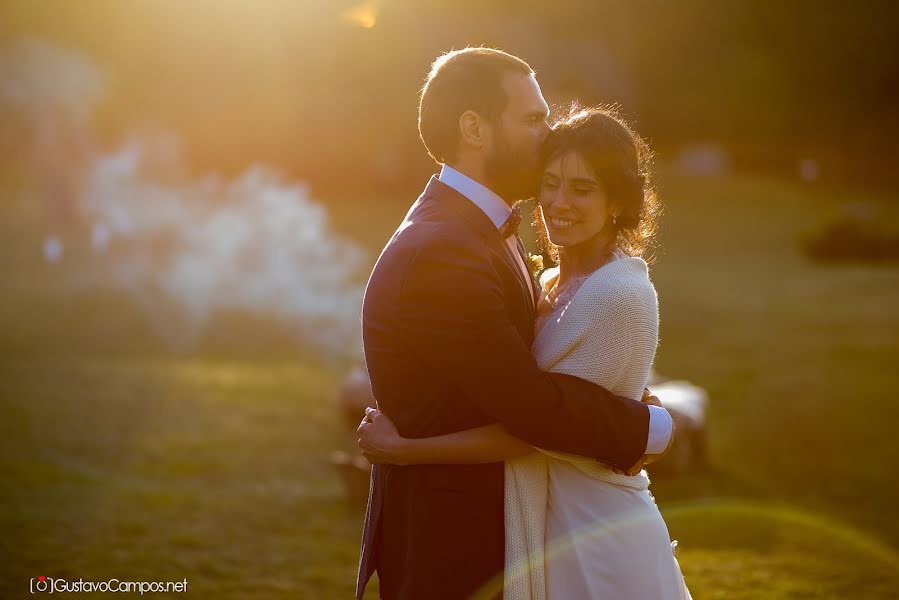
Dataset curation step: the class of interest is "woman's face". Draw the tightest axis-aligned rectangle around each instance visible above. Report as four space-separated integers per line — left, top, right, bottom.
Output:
538 150 613 248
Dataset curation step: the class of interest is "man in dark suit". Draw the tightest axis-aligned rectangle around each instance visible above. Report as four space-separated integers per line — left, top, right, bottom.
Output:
355 47 673 600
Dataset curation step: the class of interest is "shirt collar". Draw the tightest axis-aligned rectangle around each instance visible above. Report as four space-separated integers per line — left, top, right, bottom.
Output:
438 164 511 230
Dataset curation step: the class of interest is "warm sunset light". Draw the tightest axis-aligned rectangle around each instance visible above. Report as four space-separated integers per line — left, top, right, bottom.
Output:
1 1 896 599
341 0 379 29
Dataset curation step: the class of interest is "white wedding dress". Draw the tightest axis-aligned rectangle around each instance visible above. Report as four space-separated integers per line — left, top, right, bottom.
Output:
504 251 691 599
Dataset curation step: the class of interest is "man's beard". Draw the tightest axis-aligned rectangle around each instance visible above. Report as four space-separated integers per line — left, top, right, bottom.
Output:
484 130 540 204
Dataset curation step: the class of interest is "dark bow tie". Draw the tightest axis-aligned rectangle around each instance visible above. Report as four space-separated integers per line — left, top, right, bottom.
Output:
499 203 523 239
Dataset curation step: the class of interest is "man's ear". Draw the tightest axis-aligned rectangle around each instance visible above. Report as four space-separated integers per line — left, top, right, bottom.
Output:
459 109 490 151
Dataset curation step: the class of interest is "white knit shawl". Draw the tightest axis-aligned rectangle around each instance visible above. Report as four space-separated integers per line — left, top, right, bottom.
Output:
503 254 660 600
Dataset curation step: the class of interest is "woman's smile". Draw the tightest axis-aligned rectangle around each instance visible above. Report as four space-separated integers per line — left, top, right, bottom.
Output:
548 216 580 230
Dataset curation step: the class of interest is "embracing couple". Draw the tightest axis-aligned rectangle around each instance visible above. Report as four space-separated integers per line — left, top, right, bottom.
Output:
355 47 691 600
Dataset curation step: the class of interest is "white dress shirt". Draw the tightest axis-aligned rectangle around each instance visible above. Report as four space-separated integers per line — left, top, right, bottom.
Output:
438 164 672 455
438 164 536 297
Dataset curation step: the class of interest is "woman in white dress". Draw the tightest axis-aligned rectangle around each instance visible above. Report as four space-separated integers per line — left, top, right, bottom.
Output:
358 105 691 599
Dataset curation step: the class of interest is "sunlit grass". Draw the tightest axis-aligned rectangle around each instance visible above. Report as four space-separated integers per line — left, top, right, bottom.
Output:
668 499 898 598
0 357 374 598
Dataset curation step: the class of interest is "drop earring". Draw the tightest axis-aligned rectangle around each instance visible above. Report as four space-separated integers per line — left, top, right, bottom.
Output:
612 214 618 225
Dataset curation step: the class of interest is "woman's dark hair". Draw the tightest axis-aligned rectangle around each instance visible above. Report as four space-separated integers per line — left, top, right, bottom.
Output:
418 47 534 164
534 104 661 262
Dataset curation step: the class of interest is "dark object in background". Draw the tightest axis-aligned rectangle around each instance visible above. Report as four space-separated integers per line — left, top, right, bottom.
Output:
337 365 377 429
802 212 899 263
331 365 376 505
331 366 710 502
330 450 371 506
644 371 709 477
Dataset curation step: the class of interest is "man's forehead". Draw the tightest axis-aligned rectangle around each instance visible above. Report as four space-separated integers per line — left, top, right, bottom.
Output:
502 72 549 114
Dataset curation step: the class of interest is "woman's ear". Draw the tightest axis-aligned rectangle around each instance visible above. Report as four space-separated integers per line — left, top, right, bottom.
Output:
459 109 489 150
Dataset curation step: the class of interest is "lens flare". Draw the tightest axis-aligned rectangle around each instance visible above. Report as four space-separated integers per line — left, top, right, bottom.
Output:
473 498 899 598
340 1 379 29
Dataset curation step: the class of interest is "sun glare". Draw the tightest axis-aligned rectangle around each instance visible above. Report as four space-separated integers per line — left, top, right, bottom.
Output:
340 0 379 29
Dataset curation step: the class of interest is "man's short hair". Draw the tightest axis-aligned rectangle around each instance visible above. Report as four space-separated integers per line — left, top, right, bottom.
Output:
418 47 534 164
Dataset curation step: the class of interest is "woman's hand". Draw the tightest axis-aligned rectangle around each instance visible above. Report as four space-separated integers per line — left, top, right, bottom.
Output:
641 388 663 407
356 407 408 465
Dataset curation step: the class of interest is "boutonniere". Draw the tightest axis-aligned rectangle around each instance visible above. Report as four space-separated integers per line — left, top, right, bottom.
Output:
527 253 544 278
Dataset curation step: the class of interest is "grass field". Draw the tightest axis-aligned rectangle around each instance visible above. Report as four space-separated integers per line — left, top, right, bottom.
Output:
1 168 898 598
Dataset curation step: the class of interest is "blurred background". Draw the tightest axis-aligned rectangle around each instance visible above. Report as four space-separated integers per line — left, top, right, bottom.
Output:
1 1 897 598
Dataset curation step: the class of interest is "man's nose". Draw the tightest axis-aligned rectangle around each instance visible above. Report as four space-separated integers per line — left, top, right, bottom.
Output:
540 121 551 139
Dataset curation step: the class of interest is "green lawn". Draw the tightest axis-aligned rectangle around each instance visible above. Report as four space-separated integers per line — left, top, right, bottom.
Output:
0 357 371 598
1 169 898 598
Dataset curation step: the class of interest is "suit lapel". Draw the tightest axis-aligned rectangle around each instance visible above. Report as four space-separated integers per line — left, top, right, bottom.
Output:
514 234 541 308
420 176 537 321
487 234 536 321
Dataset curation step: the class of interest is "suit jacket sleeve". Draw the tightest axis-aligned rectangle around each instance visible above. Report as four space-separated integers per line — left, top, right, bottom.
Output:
396 233 649 471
